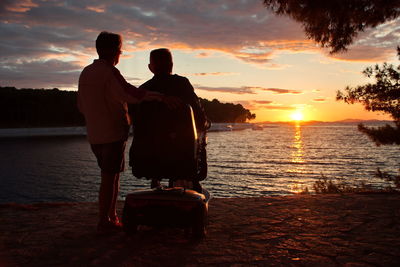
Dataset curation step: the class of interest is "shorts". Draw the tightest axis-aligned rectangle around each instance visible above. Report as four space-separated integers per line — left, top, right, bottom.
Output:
91 140 126 174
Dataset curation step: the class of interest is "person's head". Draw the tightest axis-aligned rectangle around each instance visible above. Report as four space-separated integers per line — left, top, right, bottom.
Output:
96 31 122 66
148 48 173 75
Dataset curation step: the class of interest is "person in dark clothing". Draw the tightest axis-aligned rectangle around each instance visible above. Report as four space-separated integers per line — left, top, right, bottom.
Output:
129 48 209 192
140 48 208 132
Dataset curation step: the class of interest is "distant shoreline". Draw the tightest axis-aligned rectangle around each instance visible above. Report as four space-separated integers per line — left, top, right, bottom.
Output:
0 120 394 138
0 119 393 128
0 123 251 138
0 126 87 138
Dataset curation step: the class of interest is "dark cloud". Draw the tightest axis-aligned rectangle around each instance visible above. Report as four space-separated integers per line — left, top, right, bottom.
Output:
0 23 91 59
0 0 308 87
262 88 303 94
195 85 257 94
190 84 303 95
0 1 307 56
0 59 81 88
0 0 399 88
327 19 400 62
254 100 273 104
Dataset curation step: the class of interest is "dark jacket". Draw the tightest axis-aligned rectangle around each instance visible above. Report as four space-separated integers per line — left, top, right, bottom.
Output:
130 74 208 131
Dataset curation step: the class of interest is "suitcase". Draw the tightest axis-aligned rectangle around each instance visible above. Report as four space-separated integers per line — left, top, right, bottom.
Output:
122 187 209 238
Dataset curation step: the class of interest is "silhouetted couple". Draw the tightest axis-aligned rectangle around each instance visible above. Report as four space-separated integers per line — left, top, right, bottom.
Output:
77 31 208 234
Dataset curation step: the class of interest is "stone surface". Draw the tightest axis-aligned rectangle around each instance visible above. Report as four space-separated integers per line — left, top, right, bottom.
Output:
1 193 400 266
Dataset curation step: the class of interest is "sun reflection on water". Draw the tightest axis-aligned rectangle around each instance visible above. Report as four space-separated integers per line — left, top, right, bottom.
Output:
292 123 304 164
289 123 307 193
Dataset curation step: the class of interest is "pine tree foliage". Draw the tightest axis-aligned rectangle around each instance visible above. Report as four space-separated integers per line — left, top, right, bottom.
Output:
337 47 400 146
263 0 400 53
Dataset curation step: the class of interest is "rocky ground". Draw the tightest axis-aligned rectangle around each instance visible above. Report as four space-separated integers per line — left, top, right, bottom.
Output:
1 193 400 266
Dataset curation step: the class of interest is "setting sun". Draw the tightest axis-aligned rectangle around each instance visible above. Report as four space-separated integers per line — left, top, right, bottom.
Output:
291 111 304 121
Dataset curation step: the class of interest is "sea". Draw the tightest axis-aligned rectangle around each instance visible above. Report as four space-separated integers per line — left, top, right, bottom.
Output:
0 122 398 204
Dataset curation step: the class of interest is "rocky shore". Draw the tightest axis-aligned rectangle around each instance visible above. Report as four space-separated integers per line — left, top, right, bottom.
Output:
1 193 400 266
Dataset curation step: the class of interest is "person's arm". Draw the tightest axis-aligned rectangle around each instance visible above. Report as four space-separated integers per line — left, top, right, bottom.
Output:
183 78 209 130
110 67 163 103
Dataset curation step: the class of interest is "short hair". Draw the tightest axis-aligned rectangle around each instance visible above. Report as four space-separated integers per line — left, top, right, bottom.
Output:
150 48 173 74
95 31 122 58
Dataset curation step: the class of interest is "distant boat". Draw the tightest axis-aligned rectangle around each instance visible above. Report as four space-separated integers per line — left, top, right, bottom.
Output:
208 123 251 132
208 123 234 132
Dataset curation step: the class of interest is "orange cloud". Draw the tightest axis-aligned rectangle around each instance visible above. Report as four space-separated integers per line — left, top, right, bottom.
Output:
234 100 296 110
196 52 211 58
86 5 106 13
195 85 257 94
328 45 395 62
4 0 37 12
265 63 291 70
262 88 303 94
262 105 296 110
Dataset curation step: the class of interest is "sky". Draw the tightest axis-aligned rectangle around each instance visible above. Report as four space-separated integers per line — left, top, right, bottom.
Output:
1 0 399 122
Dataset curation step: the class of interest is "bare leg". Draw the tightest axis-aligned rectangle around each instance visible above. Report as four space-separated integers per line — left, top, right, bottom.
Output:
98 171 118 224
109 173 120 222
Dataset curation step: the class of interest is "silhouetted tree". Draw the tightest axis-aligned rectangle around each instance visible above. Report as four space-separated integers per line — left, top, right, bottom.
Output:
337 47 400 189
199 98 256 123
337 47 400 146
0 86 85 127
263 0 400 53
0 87 255 127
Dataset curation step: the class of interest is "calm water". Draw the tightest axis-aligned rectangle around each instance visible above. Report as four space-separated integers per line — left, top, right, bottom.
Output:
0 123 398 203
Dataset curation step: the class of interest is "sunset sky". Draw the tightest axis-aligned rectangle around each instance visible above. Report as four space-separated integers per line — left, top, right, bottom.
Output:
1 0 399 122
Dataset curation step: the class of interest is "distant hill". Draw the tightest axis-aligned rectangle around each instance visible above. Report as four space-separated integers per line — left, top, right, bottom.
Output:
259 119 393 125
336 118 364 123
334 119 392 124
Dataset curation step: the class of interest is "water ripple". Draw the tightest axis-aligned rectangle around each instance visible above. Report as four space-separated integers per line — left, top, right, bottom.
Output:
1 124 399 203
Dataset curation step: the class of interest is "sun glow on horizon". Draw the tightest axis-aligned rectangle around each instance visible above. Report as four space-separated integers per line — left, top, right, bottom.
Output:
290 111 304 121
